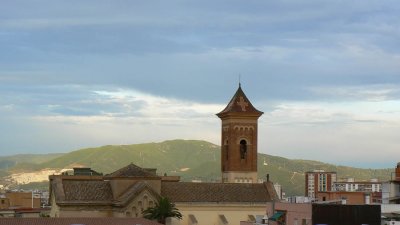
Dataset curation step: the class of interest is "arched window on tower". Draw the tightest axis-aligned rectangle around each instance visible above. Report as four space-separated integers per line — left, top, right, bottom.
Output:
240 140 247 159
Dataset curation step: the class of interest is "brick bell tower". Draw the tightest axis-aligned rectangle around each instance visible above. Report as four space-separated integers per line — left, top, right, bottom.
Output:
217 84 263 183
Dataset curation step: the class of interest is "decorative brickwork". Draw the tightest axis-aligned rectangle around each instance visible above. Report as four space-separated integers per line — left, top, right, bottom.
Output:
217 85 263 183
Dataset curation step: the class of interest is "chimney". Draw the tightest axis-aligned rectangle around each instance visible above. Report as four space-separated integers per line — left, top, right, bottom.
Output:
396 162 400 181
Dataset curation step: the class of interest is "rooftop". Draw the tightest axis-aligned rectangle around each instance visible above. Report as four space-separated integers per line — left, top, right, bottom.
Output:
0 218 162 225
217 85 263 118
161 181 278 203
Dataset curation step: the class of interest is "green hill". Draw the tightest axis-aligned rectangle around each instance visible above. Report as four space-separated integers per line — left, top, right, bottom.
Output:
0 153 64 172
3 140 393 196
39 140 220 178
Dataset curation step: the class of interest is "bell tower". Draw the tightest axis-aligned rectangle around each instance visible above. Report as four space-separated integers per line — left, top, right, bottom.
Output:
217 84 263 183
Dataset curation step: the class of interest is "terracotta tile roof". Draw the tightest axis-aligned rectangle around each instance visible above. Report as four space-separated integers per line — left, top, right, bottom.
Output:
217 85 263 118
105 163 159 178
62 180 113 202
161 182 277 203
0 218 162 225
114 182 161 206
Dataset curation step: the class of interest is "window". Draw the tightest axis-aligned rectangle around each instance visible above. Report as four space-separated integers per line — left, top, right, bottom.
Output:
240 140 247 159
189 214 198 224
132 206 137 217
138 201 143 212
219 214 228 224
144 195 148 208
1 200 4 204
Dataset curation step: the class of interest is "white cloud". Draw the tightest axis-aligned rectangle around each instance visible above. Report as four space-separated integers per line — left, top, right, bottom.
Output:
18 88 223 152
309 85 400 101
258 99 400 168
92 89 223 119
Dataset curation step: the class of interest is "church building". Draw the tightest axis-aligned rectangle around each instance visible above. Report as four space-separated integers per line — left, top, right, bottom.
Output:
48 85 278 225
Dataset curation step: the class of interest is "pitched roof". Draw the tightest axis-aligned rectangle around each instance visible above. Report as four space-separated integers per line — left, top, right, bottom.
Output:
0 218 162 225
217 85 263 118
62 180 113 202
114 181 161 206
105 163 159 178
161 182 278 203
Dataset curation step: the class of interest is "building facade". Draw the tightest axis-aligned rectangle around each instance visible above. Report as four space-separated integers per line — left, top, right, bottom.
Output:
265 202 312 225
0 192 41 209
245 202 381 225
382 162 400 204
320 178 383 204
217 84 263 183
317 191 379 204
49 164 279 225
0 218 162 225
305 170 337 199
333 178 382 193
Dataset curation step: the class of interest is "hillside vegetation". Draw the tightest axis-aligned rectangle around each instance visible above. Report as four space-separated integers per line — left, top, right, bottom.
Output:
0 153 64 171
1 140 392 196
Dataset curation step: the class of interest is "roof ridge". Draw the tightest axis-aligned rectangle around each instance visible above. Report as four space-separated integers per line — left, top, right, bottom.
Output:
114 181 161 206
105 163 158 178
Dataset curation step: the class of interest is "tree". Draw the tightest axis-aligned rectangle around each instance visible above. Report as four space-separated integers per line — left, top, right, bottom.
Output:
142 197 182 224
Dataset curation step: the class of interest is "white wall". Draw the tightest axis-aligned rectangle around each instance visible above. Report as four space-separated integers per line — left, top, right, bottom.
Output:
171 203 267 225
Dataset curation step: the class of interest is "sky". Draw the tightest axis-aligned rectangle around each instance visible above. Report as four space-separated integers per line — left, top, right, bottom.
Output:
1 1 399 169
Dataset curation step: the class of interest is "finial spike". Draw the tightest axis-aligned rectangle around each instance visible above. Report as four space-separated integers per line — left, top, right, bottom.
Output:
239 74 241 87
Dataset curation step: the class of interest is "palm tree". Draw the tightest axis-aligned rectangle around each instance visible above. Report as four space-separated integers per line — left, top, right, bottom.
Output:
142 197 182 224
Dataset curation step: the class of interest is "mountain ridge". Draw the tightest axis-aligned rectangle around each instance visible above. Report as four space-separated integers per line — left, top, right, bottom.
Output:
0 139 392 196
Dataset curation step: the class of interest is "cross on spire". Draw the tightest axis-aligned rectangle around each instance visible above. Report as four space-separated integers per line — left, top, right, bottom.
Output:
237 96 249 111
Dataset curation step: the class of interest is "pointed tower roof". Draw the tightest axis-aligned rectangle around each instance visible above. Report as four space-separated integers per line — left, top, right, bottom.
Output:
217 84 263 118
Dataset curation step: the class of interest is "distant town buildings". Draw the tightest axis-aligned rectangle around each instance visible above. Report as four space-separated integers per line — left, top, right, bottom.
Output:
0 191 46 217
304 169 386 204
0 192 41 209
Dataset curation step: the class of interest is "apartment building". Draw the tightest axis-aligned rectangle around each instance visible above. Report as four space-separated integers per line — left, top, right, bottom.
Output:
305 170 337 199
333 178 381 192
